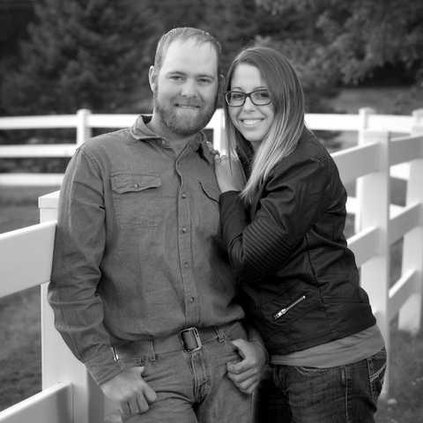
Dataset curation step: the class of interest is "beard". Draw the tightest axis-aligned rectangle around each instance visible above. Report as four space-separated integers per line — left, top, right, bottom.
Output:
153 89 217 137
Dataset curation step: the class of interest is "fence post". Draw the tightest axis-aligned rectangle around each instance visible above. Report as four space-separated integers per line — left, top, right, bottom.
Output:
39 192 105 423
398 109 423 334
358 129 391 393
209 109 227 154
411 108 423 134
76 109 92 146
217 108 227 154
355 108 376 233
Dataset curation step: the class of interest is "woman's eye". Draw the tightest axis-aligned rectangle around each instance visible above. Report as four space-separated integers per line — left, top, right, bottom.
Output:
257 91 270 99
231 93 244 101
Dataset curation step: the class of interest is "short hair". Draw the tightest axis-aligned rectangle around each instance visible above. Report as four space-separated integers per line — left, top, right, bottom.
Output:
153 27 222 75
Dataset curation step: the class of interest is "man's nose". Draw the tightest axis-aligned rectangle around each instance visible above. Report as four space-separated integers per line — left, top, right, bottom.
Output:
180 79 197 96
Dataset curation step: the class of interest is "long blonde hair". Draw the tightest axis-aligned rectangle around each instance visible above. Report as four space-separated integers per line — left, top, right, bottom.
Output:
224 47 305 203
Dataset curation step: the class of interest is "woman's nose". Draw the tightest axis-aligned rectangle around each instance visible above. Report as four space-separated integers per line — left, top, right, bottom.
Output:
242 95 256 111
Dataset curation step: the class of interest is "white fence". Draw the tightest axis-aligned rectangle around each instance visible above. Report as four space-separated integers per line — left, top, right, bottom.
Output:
0 108 417 185
0 109 226 186
0 108 423 422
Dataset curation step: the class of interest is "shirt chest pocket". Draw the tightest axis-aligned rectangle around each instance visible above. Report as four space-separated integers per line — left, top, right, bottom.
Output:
111 173 162 227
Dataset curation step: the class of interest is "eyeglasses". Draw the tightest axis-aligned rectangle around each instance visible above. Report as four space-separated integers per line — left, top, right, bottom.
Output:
225 89 272 107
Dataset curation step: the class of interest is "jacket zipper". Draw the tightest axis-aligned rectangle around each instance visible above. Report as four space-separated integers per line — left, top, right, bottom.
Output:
273 295 306 320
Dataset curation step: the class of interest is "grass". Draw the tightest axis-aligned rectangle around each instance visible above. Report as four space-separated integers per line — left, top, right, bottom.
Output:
376 325 423 423
0 186 59 233
0 286 41 410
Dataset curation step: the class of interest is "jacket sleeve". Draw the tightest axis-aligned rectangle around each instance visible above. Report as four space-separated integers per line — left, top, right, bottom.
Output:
48 148 122 385
219 155 331 284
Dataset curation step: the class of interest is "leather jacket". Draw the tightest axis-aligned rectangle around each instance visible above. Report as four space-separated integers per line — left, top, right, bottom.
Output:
219 128 376 355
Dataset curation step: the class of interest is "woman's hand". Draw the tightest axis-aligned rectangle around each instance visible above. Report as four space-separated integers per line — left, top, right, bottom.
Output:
214 155 246 193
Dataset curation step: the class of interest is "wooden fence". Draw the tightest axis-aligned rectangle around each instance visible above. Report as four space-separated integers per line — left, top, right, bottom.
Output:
0 108 422 422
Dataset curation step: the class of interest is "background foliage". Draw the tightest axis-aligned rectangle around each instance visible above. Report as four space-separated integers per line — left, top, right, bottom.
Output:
257 0 423 85
1 0 422 117
1 0 158 114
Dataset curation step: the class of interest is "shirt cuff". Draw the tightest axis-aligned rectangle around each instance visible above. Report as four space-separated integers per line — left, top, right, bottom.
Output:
84 346 123 385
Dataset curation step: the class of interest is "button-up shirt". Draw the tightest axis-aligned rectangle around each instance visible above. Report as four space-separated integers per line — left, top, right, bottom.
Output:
49 115 244 384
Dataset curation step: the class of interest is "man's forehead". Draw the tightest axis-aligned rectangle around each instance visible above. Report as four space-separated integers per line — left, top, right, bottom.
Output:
161 39 218 74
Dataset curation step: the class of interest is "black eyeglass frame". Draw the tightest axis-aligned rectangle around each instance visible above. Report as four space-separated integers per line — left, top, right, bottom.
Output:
224 89 272 107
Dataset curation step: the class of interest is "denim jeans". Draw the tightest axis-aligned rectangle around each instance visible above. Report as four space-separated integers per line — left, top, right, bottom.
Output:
104 322 253 423
255 348 387 423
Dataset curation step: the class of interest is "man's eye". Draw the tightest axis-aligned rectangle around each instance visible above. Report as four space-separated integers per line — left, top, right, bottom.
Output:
170 75 184 81
198 78 212 84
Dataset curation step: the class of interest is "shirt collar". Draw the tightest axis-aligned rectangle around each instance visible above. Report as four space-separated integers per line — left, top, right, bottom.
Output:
130 115 161 141
197 135 215 165
130 115 214 165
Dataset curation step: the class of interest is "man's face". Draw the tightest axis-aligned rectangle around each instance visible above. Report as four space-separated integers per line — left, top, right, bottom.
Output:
149 39 219 137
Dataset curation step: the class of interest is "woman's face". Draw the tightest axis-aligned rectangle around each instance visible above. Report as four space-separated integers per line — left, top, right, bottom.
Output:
228 63 275 150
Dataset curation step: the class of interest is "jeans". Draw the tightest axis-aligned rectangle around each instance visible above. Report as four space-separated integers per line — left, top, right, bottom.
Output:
104 322 253 423
255 348 387 423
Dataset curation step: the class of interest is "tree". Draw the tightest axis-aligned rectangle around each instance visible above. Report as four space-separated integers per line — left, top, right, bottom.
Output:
201 0 259 74
256 0 423 85
138 0 259 75
1 0 158 115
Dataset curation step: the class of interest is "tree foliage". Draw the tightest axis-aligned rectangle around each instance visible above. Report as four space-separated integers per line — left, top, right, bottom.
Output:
256 0 423 85
2 0 158 115
2 0 422 117
2 0 261 115
138 0 259 74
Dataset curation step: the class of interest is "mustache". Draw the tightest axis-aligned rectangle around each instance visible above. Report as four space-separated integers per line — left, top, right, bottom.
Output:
174 97 203 108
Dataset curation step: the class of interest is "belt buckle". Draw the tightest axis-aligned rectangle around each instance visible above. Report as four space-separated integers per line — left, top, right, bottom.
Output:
180 327 202 353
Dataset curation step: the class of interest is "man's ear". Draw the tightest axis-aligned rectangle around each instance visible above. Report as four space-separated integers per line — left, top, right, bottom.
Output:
148 65 157 92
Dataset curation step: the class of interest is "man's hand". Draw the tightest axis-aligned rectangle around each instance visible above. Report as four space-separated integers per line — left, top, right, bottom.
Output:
101 367 157 419
227 339 267 394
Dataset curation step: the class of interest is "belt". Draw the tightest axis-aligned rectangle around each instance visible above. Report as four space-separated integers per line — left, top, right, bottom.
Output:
112 322 240 359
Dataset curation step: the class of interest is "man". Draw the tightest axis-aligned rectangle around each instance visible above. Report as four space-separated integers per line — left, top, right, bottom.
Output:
49 27 266 423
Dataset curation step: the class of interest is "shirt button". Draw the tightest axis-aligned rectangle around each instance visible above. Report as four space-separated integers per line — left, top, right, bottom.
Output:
181 193 187 199
183 261 189 268
189 297 195 303
181 227 187 233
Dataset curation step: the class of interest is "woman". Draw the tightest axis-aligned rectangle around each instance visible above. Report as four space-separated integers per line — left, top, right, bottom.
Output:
214 46 386 422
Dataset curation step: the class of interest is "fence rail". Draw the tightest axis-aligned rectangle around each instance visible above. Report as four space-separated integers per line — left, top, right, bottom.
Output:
0 383 72 423
0 108 421 185
0 108 422 422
